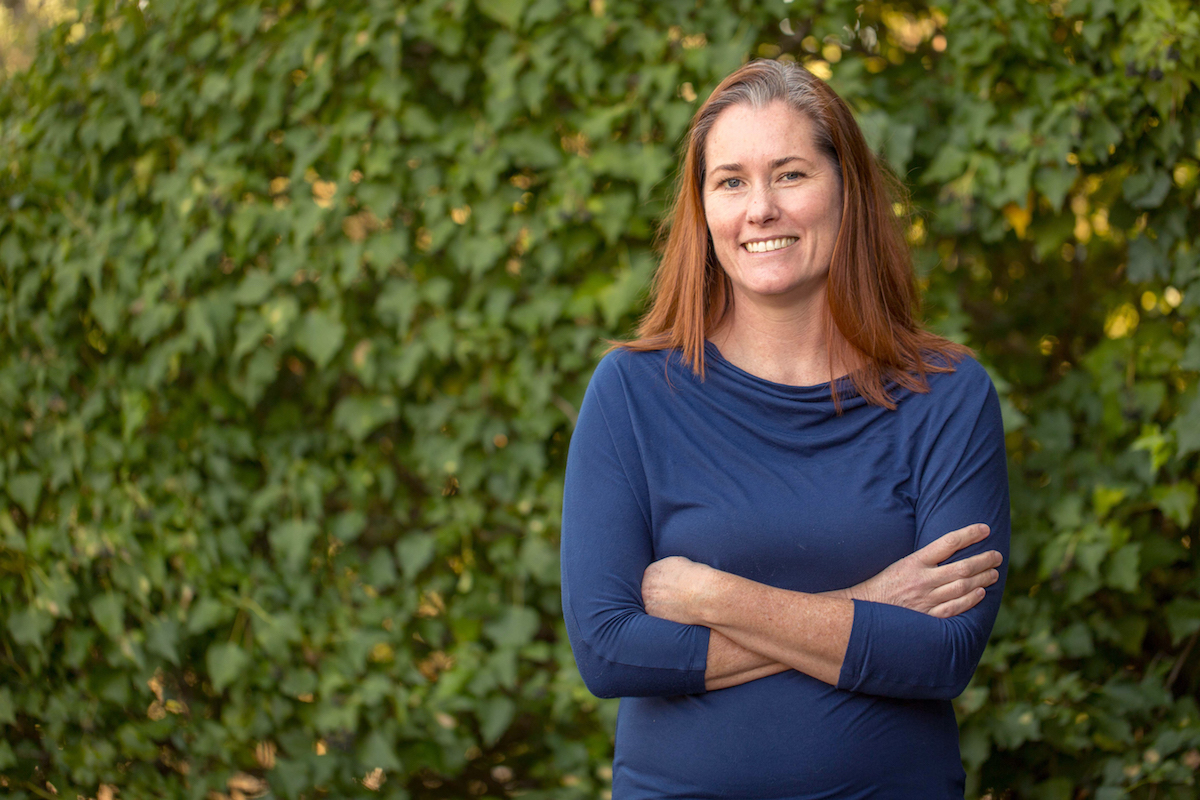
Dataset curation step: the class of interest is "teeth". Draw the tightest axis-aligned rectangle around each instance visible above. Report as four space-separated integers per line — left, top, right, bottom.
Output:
743 237 798 253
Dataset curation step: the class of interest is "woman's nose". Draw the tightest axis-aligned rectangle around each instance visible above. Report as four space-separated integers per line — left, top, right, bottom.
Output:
746 186 779 224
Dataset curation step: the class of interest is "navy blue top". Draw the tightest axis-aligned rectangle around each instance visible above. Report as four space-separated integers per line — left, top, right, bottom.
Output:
560 343 1010 800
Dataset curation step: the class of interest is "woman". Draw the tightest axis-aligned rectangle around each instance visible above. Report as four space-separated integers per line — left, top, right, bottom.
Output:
560 60 1009 799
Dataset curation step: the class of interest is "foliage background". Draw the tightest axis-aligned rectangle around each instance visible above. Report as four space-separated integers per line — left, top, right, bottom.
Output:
1 0 1199 798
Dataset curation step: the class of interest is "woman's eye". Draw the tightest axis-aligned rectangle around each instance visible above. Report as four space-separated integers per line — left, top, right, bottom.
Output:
780 171 804 181
720 177 742 189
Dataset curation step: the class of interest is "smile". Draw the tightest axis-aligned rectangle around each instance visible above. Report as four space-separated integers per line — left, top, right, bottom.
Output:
742 237 798 253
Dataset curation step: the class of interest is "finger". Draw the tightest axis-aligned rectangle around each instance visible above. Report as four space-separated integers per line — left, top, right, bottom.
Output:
932 550 1003 584
928 587 987 619
916 523 990 566
927 568 999 607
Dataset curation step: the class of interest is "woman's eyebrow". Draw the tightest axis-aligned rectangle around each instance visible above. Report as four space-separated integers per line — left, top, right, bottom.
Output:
711 155 813 174
771 156 812 169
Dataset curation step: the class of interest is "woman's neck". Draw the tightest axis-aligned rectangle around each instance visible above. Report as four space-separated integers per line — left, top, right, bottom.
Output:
708 289 851 387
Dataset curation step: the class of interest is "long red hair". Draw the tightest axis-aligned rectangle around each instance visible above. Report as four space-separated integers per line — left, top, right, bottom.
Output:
621 59 968 409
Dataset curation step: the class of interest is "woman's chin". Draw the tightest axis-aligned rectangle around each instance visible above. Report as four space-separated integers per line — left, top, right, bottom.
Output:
735 276 828 305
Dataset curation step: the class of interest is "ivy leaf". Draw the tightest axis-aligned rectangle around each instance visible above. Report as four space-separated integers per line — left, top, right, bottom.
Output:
484 606 539 648
358 729 403 771
476 0 527 30
1164 599 1200 645
1126 236 1166 283
1034 164 1077 212
1106 544 1141 593
269 519 319 574
89 593 125 640
478 696 516 745
7 472 41 517
1150 483 1197 528
1171 390 1200 458
329 510 366 543
332 395 400 442
7 608 53 649
1130 172 1172 209
294 308 345 369
396 534 436 579
207 642 251 693
145 616 180 665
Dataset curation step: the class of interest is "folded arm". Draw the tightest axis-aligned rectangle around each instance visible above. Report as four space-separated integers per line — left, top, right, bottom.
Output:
561 360 711 699
645 524 1002 690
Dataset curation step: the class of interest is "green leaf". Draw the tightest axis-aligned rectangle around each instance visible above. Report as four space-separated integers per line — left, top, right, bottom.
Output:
358 729 404 771
145 616 180 665
120 389 149 443
1130 172 1172 209
185 300 217 354
1034 164 1077 212
187 596 232 635
332 394 400 442
478 696 516 745
396 534 436 579
207 642 251 693
1171 390 1200 457
7 607 53 649
1105 544 1140 593
476 0 527 29
294 307 345 368
330 510 366 542
1164 599 1200 645
90 291 123 334
90 593 125 640
269 519 319 574
484 606 539 648
233 271 275 305
363 549 398 589
7 472 41 517
1151 483 1197 528
1126 236 1166 283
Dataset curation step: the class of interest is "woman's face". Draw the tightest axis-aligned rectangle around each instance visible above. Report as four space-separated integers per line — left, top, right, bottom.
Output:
702 101 843 308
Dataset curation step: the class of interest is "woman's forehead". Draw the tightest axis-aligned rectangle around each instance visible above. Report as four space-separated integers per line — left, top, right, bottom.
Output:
705 102 822 165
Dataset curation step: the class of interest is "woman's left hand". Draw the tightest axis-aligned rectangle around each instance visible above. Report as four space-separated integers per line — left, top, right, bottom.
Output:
641 556 718 626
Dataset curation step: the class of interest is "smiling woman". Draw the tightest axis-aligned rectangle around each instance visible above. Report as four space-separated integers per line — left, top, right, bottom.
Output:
702 103 844 385
561 59 1011 799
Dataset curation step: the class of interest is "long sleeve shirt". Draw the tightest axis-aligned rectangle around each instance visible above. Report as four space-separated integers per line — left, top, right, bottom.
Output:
560 343 1010 800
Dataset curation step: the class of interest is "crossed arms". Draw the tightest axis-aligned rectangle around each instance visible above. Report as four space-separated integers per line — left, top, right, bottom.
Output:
641 523 1002 690
560 354 1011 701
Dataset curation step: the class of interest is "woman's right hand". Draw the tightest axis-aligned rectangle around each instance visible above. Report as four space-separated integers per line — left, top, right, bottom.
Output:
834 524 1002 618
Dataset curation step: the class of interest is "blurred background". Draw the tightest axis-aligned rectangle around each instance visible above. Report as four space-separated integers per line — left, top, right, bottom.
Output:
1 0 1198 798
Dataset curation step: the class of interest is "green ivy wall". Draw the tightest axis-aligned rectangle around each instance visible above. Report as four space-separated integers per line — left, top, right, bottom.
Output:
1 0 1198 798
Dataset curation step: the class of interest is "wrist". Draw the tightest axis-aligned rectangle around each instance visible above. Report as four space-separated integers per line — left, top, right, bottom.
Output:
824 586 854 602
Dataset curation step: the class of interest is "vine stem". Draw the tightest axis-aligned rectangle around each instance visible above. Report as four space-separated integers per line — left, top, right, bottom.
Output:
1166 629 1198 690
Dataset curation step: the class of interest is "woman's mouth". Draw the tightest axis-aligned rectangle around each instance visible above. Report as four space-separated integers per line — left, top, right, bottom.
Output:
742 237 798 253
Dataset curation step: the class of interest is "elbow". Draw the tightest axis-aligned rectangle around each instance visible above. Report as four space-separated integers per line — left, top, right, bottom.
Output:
566 626 707 699
922 646 986 700
564 622 632 699
930 669 975 701
578 663 625 700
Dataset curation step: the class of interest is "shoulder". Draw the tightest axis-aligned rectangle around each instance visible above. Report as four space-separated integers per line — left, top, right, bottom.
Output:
923 354 997 400
894 354 1001 432
587 346 685 398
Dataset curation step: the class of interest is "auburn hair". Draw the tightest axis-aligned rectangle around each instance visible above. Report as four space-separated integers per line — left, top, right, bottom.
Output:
621 59 969 409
